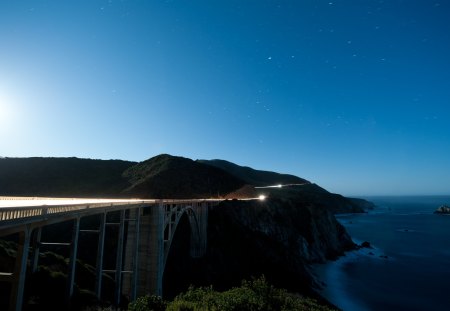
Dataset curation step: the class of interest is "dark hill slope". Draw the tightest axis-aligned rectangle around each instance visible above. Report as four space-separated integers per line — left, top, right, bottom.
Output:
122 154 245 199
278 183 368 214
198 159 309 186
199 159 369 213
0 157 134 197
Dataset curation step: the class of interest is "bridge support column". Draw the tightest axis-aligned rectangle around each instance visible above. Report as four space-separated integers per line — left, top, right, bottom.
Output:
66 217 80 303
131 207 141 301
122 207 142 301
9 226 31 311
95 212 106 299
135 203 164 297
114 209 126 306
148 202 164 296
30 227 42 273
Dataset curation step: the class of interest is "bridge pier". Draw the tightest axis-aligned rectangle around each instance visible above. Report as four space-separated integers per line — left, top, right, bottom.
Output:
149 202 165 296
95 212 106 299
131 207 141 301
123 203 165 298
30 227 42 273
9 226 31 311
66 217 80 303
114 210 126 306
122 207 142 301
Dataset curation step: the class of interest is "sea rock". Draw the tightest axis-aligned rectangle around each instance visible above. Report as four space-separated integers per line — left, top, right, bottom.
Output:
434 205 450 214
360 241 372 248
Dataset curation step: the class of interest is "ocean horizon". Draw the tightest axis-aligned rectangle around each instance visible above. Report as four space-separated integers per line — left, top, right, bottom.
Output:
315 195 450 311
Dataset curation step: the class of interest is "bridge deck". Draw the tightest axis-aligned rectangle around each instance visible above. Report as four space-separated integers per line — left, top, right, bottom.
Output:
0 197 223 237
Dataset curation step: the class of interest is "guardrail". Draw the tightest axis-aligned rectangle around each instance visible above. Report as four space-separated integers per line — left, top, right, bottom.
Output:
0 201 148 222
0 198 223 224
0 197 77 201
0 206 45 221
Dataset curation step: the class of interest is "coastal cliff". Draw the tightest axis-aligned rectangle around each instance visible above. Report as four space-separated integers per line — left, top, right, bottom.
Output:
0 154 372 308
164 188 355 300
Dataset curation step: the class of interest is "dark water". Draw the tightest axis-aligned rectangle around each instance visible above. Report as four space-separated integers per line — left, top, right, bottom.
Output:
316 196 450 311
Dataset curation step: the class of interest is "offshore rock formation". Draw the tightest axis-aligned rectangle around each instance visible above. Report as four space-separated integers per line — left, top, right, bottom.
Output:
434 205 450 214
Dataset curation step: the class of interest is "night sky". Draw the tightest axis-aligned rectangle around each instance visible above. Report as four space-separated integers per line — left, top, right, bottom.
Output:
1 1 449 196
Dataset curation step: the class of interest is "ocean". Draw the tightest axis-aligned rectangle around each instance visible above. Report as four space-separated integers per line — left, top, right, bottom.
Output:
315 196 450 311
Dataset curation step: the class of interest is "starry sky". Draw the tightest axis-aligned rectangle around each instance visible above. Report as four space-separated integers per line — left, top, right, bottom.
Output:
1 1 449 196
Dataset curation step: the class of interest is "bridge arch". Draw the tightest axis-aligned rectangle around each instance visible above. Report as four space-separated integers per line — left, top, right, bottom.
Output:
162 211 200 298
122 201 209 299
162 204 207 265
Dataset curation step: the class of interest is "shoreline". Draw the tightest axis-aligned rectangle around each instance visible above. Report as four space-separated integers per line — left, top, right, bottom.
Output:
313 239 389 311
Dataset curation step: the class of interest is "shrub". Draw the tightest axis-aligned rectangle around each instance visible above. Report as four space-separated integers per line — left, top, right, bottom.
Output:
128 295 166 311
129 277 336 311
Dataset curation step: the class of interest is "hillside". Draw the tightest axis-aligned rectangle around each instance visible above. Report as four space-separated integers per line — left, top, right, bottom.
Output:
198 159 309 186
198 159 368 213
0 157 134 197
122 154 245 198
0 155 370 213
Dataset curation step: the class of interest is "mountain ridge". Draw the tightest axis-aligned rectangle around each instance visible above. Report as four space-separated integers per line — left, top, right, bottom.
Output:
0 154 371 212
197 159 309 186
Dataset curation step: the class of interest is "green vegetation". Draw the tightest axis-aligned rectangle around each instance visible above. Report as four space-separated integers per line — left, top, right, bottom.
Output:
129 277 337 311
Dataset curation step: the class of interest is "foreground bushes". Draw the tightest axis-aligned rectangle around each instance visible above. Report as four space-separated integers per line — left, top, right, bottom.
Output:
129 277 336 311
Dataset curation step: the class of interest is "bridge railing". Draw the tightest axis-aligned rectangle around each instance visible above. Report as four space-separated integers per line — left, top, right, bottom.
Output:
0 196 76 201
0 202 149 223
0 206 45 221
0 198 223 224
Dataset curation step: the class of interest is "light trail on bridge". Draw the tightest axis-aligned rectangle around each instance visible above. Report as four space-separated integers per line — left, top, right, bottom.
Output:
0 197 152 208
0 196 266 209
254 182 311 189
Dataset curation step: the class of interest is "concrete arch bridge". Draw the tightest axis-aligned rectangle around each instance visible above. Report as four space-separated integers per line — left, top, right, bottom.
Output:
0 197 222 311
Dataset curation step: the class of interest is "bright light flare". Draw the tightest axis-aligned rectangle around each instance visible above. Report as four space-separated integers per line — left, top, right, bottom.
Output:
0 94 13 122
0 86 20 133
258 195 266 201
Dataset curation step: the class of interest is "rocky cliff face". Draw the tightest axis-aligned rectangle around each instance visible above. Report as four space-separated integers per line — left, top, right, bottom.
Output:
164 189 355 299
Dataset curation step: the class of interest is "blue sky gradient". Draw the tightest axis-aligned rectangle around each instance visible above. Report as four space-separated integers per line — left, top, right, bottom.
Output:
1 1 449 195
